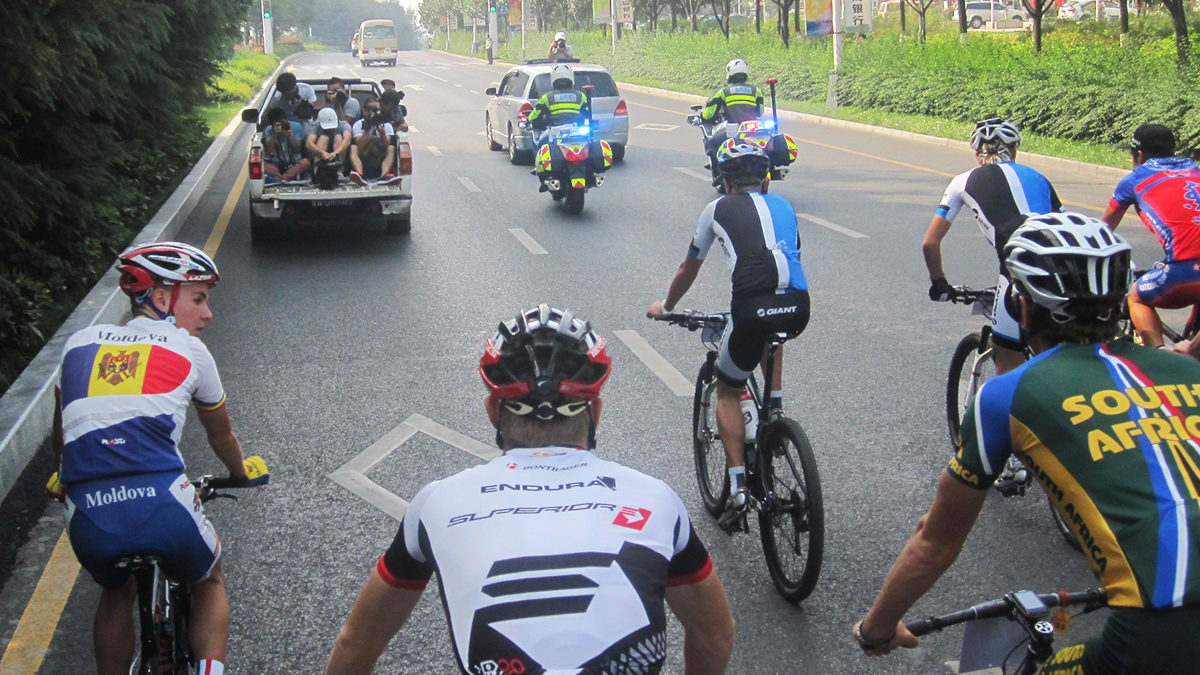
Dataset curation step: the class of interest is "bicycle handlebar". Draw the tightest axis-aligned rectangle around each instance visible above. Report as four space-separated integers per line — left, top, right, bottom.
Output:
905 588 1107 637
948 285 997 306
197 455 270 502
653 310 726 331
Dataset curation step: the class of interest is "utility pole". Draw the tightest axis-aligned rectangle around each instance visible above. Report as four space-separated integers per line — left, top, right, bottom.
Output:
828 0 843 108
261 0 274 54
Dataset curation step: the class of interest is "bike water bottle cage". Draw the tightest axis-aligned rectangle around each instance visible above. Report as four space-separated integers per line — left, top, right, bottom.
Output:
480 304 611 417
1004 212 1132 323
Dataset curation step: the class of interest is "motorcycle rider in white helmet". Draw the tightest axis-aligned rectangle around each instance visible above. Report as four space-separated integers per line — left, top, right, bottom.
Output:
526 64 593 190
700 58 765 183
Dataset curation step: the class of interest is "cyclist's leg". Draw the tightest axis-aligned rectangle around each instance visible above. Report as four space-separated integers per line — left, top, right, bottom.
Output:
714 304 761 488
1130 260 1200 348
754 291 810 413
93 579 136 675
991 275 1026 375
189 560 231 664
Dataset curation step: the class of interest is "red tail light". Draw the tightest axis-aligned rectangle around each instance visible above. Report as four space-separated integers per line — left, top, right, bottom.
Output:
518 102 533 122
397 142 413 175
614 99 628 116
249 146 263 180
562 143 589 163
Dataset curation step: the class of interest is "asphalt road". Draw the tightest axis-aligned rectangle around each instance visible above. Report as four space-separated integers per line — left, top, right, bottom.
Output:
0 48 1170 674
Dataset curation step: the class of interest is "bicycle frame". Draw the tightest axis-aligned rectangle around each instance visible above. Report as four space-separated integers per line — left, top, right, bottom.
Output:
122 555 191 674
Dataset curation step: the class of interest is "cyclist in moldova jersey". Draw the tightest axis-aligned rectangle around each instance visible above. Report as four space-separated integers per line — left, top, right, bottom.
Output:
855 213 1200 673
923 118 1062 377
53 242 254 675
1101 123 1200 350
325 305 735 675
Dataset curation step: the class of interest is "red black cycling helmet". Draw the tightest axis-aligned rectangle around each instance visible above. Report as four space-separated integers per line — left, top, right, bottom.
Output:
480 304 611 421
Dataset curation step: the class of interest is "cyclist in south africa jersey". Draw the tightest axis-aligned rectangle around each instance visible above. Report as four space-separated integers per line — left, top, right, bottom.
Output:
856 213 1200 673
1102 123 1200 349
923 118 1062 376
326 305 735 675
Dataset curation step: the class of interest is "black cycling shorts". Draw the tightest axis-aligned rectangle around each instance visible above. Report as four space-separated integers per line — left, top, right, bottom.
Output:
715 291 810 387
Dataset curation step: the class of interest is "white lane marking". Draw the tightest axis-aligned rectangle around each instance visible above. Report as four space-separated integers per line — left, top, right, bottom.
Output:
458 176 481 192
329 413 499 522
613 330 692 397
454 83 464 88
409 67 448 82
635 123 678 131
469 90 480 95
674 166 712 182
798 213 869 239
428 146 443 156
509 228 548 255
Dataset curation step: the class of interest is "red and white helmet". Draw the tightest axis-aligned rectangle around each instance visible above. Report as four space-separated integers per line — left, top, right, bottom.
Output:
116 241 219 299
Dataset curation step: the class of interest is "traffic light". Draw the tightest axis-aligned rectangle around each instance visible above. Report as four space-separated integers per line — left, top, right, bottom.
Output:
489 0 498 11
263 0 272 18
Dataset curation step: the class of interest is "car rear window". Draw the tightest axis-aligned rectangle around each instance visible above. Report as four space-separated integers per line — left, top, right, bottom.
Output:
529 71 619 99
363 25 395 39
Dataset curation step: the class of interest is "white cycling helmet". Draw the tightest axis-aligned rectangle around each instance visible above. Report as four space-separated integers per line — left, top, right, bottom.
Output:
1004 212 1132 323
970 117 1022 152
117 241 219 298
551 63 573 88
726 58 750 82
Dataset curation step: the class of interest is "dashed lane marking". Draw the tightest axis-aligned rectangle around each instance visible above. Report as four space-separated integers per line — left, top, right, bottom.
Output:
458 177 481 192
428 146 444 156
613 330 692 397
509 228 548 255
673 166 713 182
798 213 869 239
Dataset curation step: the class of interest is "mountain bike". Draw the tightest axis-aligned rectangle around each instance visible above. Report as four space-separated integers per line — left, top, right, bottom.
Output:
656 310 823 603
906 587 1107 674
124 457 269 674
943 286 1078 551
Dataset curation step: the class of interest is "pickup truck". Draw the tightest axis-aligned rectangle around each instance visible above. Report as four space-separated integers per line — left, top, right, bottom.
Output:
240 77 413 241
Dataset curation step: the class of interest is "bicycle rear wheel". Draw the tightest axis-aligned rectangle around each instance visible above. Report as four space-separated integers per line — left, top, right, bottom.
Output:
757 417 824 603
693 360 729 517
133 564 173 674
946 332 994 449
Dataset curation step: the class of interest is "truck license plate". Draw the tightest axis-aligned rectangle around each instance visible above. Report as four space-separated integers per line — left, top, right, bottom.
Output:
312 199 352 208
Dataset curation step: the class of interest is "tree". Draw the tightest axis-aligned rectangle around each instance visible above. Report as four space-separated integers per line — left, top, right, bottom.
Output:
634 0 671 30
708 0 733 36
1019 0 1054 51
1156 0 1191 65
771 0 797 46
674 0 706 30
905 0 938 43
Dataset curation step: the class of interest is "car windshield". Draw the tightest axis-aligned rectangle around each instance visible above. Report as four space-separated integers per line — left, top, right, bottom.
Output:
530 71 619 99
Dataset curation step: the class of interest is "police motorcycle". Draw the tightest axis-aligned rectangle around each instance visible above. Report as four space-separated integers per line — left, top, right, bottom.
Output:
688 78 798 193
521 109 612 215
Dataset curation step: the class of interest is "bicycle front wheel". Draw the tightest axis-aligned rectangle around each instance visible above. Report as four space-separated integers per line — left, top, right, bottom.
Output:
693 360 729 517
946 332 993 449
757 417 824 603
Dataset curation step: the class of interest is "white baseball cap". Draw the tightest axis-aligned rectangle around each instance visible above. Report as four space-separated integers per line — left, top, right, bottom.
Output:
317 107 339 130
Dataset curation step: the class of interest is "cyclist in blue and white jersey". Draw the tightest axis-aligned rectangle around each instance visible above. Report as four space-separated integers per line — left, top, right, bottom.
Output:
325 305 735 675
53 242 252 675
922 118 1063 376
647 140 810 518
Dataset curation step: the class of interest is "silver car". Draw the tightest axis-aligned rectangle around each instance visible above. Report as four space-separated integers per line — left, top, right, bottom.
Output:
485 60 629 165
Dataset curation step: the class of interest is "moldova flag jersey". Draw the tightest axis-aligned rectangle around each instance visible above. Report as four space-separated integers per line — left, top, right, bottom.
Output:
951 341 1200 609
59 317 226 484
1110 156 1200 262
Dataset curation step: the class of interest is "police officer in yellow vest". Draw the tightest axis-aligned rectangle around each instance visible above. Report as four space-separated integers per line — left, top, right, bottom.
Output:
701 58 764 180
527 64 593 191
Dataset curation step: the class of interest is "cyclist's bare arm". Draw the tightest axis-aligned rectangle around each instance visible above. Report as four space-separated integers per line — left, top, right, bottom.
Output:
196 403 247 479
922 215 953 281
325 568 421 675
858 471 987 655
1100 202 1129 230
648 248 704 318
666 571 735 675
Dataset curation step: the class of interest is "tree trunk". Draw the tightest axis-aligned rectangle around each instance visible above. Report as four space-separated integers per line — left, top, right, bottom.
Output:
756 0 761 32
900 0 906 33
1173 6 1191 66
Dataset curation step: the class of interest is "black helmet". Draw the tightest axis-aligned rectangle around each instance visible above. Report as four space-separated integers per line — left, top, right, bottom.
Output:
480 304 611 421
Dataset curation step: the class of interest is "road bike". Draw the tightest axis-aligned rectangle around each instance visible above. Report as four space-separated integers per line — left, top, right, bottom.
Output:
656 310 823 603
125 458 269 674
906 587 1107 674
943 286 1078 551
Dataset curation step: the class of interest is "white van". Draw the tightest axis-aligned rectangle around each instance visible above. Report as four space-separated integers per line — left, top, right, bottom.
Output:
358 19 399 67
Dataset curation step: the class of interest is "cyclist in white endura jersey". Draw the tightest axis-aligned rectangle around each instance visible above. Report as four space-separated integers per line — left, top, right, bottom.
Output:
325 304 735 675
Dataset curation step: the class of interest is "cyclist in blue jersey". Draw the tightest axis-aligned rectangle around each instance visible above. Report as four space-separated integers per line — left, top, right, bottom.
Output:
1101 123 1200 350
856 213 1200 673
922 118 1063 377
647 140 810 519
52 242 252 675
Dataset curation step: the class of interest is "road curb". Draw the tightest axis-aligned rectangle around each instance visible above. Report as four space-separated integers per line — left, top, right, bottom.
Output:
0 53 299 504
614 81 1128 181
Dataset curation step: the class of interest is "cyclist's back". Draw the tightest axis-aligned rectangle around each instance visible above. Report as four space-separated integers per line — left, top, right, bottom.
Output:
695 189 807 298
939 160 1061 265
